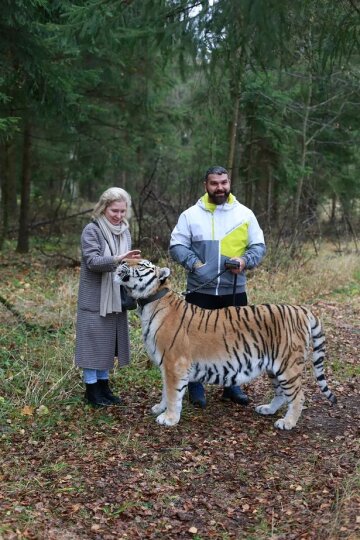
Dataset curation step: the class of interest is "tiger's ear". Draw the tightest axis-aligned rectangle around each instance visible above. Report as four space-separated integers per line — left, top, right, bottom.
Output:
159 267 171 283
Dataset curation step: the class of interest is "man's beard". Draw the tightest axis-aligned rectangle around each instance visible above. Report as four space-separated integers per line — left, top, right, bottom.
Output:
207 189 230 205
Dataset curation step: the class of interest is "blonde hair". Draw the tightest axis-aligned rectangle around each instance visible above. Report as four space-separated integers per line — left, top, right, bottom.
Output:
92 187 132 220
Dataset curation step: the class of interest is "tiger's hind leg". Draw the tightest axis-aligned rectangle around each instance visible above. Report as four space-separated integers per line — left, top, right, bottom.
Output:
274 385 305 430
273 361 305 430
155 357 189 426
257 351 306 430
255 371 287 416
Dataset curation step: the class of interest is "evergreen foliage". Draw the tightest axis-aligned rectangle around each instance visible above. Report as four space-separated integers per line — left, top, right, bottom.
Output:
0 0 358 252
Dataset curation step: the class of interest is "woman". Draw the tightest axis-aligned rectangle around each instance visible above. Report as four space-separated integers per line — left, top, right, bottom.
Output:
75 187 141 407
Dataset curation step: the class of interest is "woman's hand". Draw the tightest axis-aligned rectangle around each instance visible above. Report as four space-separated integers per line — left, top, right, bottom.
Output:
116 250 141 263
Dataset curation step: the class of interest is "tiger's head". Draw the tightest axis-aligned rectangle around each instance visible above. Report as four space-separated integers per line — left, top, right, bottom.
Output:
114 259 171 300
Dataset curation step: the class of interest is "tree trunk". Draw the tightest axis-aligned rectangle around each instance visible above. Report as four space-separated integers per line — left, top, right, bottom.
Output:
293 74 313 226
227 47 243 182
227 92 240 178
6 141 18 215
253 147 271 228
266 162 273 231
17 122 31 253
243 111 255 208
272 176 280 229
0 148 6 250
330 193 336 223
0 141 18 249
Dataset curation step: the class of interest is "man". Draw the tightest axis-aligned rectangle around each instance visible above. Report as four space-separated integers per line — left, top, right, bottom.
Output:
169 165 266 408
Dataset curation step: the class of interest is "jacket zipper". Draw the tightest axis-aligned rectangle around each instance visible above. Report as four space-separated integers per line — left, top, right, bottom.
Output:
212 212 221 295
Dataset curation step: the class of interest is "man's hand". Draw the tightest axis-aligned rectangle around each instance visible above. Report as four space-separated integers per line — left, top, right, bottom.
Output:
192 260 205 271
227 257 246 274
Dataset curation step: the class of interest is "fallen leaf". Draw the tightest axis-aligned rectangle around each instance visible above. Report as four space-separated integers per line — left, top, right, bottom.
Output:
21 405 34 416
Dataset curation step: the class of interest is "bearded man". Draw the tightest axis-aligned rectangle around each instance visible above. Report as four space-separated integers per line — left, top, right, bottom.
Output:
169 165 266 408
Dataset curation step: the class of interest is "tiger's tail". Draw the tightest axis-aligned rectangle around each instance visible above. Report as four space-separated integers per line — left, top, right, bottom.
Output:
310 313 337 405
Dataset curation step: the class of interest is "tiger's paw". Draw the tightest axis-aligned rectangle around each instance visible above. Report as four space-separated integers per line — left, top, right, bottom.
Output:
151 403 166 415
274 418 295 430
156 412 180 426
255 404 274 416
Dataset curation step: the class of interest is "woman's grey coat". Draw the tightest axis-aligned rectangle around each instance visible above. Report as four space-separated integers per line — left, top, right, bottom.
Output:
75 222 131 370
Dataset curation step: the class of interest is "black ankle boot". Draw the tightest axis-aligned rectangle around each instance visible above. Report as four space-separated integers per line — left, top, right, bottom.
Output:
97 379 122 405
188 382 206 409
85 382 112 407
222 385 249 406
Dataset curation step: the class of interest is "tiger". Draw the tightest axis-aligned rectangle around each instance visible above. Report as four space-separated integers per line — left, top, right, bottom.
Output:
115 259 337 430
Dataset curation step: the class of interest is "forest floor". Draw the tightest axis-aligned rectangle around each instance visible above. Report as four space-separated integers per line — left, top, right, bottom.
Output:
0 250 359 540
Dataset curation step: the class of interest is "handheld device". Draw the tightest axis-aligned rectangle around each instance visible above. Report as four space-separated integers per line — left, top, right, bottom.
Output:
224 259 240 270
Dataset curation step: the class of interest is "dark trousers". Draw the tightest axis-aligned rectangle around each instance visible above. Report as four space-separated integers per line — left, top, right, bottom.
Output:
185 291 248 309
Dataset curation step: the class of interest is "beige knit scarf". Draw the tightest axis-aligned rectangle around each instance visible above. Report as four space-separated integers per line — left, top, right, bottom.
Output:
96 215 129 317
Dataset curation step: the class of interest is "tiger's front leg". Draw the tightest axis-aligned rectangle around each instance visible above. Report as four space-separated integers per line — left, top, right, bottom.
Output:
155 358 189 426
151 368 167 416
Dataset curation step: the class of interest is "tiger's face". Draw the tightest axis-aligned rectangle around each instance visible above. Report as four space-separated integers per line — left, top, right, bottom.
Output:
114 259 171 300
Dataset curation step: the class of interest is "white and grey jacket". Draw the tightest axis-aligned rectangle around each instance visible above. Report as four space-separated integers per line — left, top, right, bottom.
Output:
169 193 266 295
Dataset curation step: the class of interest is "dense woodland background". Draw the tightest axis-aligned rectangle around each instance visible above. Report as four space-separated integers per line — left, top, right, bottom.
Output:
0 0 359 255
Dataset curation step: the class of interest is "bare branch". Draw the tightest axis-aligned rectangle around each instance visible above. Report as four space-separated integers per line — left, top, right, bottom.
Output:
8 208 93 234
